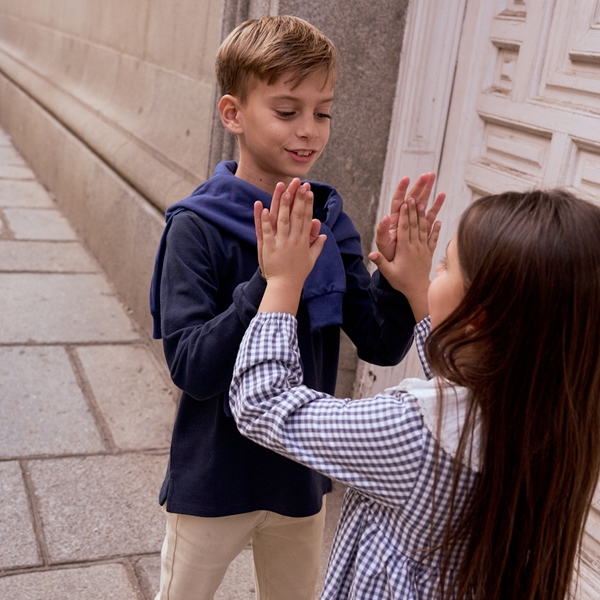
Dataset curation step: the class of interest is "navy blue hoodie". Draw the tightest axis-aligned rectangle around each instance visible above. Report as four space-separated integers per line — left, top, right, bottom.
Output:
150 162 415 517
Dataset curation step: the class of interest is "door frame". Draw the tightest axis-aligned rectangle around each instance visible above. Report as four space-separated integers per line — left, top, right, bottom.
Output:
354 0 468 397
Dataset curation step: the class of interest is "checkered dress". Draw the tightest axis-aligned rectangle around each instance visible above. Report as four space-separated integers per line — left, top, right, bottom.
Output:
230 313 480 599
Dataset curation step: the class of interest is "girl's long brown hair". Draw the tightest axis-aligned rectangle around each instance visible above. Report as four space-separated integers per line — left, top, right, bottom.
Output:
426 189 600 599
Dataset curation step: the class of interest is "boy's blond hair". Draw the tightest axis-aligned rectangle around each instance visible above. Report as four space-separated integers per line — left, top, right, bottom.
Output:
215 15 337 104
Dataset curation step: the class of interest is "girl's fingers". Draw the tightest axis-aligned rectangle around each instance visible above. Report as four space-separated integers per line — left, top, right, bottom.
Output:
397 202 410 244
277 188 293 236
407 198 419 241
270 182 286 232
261 205 275 240
289 183 314 236
254 201 264 244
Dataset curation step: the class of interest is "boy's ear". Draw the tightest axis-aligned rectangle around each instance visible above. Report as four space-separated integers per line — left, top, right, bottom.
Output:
218 95 244 136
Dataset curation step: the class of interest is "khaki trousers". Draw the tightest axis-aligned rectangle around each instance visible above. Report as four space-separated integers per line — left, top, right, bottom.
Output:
155 499 326 600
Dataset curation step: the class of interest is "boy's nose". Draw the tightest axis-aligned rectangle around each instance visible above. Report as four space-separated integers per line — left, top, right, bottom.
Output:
296 116 318 139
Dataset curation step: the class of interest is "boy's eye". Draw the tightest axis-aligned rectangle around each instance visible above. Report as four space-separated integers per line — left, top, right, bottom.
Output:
315 112 332 120
275 111 296 118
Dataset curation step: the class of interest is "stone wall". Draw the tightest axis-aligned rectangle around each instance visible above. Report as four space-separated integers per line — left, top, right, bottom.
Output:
0 0 408 396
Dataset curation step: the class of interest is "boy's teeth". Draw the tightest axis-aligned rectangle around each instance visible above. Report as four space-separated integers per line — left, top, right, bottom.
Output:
296 150 311 156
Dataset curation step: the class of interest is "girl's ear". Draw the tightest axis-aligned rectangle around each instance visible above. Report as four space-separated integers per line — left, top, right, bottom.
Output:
218 95 244 135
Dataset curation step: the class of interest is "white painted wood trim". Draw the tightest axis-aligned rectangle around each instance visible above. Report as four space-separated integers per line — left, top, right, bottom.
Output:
354 0 467 398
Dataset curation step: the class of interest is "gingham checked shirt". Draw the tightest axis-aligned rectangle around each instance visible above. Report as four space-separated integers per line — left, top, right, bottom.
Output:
230 313 480 599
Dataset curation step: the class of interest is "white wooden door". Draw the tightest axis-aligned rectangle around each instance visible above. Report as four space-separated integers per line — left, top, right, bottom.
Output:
357 0 600 593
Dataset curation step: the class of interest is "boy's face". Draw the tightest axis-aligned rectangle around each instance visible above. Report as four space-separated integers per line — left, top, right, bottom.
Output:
222 71 334 192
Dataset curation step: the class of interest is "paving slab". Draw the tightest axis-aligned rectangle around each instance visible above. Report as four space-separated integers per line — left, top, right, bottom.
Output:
0 180 55 208
0 240 98 273
0 461 41 570
0 165 35 180
4 208 79 240
28 454 167 563
0 145 28 166
134 555 161 599
0 273 140 343
0 346 105 458
76 345 176 451
0 563 142 600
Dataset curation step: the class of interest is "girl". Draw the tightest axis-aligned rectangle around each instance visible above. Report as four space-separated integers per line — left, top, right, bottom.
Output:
229 182 600 599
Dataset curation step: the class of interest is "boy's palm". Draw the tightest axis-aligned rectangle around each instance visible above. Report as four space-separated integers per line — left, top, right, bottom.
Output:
369 196 440 321
376 173 445 261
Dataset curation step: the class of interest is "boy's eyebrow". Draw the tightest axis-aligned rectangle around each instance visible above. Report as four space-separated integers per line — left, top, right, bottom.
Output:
269 94 334 103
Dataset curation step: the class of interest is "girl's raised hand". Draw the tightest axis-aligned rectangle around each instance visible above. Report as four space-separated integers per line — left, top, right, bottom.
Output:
255 179 326 315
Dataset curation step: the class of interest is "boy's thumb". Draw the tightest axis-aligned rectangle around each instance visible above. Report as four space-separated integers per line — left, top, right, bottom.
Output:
368 251 382 266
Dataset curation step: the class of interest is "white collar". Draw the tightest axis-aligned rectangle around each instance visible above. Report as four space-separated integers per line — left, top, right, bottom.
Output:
386 378 481 472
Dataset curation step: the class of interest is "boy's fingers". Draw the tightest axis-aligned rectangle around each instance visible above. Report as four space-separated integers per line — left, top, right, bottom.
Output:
391 177 410 209
417 202 428 241
368 250 381 265
425 192 446 233
428 221 441 252
406 173 432 206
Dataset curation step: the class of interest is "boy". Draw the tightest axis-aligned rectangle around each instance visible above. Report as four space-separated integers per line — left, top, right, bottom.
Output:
150 15 442 600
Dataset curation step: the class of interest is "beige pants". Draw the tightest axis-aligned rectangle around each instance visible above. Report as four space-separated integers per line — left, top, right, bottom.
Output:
155 499 326 600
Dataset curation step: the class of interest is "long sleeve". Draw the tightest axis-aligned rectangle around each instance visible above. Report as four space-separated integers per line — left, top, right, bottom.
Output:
230 312 428 507
159 211 266 400
341 255 417 366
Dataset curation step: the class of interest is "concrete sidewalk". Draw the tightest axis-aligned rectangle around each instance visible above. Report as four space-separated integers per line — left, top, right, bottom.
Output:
0 127 342 599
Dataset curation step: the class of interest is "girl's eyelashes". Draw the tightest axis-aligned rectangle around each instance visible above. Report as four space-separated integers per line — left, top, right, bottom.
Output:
274 111 332 120
435 256 447 274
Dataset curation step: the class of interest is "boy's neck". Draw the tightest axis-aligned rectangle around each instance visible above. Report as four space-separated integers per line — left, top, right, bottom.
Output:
234 161 296 194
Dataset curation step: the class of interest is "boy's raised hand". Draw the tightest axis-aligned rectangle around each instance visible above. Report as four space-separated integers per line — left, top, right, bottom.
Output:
375 173 445 262
369 196 441 322
254 179 326 315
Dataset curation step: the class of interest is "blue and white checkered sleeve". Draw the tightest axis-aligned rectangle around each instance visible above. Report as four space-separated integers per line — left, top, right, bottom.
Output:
230 312 427 506
415 316 433 380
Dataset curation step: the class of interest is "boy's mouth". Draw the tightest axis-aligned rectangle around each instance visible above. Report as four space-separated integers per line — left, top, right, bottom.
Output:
295 150 312 156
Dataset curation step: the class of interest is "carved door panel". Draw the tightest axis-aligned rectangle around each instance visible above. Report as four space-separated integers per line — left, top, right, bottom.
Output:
358 1 600 591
